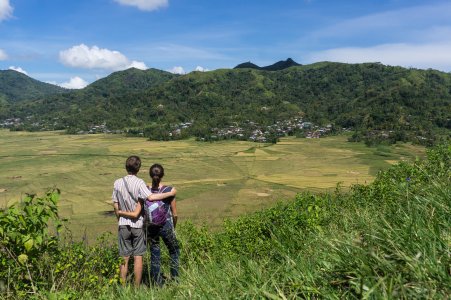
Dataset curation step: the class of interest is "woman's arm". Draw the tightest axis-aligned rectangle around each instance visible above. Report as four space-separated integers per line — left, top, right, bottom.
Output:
170 199 178 228
147 187 177 201
113 202 120 220
118 201 142 218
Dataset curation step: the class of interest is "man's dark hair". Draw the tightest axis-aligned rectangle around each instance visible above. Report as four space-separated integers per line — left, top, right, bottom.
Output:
125 156 141 174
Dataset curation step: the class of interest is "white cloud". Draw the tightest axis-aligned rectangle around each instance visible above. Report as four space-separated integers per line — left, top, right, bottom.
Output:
300 2 451 72
59 76 89 89
194 66 209 72
299 2 451 63
0 0 13 21
308 42 451 72
142 44 229 62
59 44 147 71
8 66 28 75
0 49 7 60
310 3 451 42
128 60 148 70
169 66 185 74
114 0 168 11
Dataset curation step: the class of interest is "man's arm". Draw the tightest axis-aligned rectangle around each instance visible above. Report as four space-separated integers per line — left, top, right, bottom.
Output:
147 187 177 201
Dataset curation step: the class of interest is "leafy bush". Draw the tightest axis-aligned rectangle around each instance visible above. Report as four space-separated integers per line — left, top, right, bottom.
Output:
0 190 120 298
0 190 63 296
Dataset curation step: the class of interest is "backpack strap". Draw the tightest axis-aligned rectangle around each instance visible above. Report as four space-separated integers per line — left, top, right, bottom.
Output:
148 185 169 194
159 185 170 193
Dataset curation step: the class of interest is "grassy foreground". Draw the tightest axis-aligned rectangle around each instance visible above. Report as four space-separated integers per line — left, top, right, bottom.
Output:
0 130 424 239
0 143 448 299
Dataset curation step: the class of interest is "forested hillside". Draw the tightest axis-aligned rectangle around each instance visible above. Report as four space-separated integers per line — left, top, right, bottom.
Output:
0 70 68 121
0 70 67 103
1 62 450 144
84 67 178 96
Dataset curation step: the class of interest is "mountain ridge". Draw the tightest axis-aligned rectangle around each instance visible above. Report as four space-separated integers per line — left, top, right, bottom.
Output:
1 61 450 145
234 58 301 71
0 69 68 103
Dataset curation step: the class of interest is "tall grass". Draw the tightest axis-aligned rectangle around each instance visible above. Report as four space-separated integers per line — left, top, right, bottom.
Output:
90 145 449 299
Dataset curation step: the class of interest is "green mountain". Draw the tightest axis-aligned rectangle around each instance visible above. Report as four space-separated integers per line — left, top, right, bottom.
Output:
234 61 262 70
84 67 178 96
0 69 67 103
261 58 301 71
234 58 301 71
0 67 178 130
2 62 451 144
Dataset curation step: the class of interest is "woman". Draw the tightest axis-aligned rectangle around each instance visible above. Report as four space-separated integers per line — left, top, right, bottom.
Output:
118 163 179 286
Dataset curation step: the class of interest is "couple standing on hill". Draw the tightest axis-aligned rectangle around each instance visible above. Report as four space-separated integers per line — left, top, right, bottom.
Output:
112 155 180 287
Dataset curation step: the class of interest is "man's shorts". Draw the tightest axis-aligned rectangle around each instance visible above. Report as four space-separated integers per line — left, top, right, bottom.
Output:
118 225 146 257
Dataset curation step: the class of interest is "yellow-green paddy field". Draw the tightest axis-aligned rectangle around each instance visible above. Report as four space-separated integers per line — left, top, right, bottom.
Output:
0 130 425 239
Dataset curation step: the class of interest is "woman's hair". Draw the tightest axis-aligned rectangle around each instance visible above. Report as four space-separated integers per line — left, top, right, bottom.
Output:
149 163 164 190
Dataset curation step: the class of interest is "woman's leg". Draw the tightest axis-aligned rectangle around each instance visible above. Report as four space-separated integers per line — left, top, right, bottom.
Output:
147 225 163 286
161 222 180 280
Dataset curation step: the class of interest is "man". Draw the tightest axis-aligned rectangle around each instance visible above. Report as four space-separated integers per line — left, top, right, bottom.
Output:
112 155 176 286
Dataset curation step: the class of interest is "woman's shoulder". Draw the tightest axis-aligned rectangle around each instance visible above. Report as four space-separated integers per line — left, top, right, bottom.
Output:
146 184 173 192
161 185 173 192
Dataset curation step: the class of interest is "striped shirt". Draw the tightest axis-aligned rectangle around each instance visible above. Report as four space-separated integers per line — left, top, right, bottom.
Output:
112 174 152 228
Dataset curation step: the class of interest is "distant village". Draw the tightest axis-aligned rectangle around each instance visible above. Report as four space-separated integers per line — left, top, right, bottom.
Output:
1 116 341 143
200 118 336 143
0 118 22 128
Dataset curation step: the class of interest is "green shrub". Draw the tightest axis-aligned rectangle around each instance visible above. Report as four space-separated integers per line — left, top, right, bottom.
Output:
0 190 63 296
0 190 120 298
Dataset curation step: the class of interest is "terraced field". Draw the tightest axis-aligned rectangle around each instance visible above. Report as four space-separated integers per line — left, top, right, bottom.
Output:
0 130 425 239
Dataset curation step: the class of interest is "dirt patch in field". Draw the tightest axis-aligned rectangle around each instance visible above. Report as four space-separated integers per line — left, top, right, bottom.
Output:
256 192 270 197
347 171 360 175
10 175 22 179
0 188 7 193
40 150 57 154
255 157 279 161
236 152 253 156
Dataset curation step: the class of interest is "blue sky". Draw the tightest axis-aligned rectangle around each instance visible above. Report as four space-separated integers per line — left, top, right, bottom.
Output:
1 0 451 88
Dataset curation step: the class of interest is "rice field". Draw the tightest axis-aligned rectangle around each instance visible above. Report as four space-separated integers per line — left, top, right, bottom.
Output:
0 130 425 239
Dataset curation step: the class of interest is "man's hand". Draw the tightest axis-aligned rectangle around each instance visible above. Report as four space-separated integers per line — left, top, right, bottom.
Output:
148 187 177 201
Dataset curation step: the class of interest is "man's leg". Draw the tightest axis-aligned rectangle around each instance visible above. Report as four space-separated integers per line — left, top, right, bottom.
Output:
130 227 146 287
120 256 130 286
118 226 133 286
134 255 143 287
